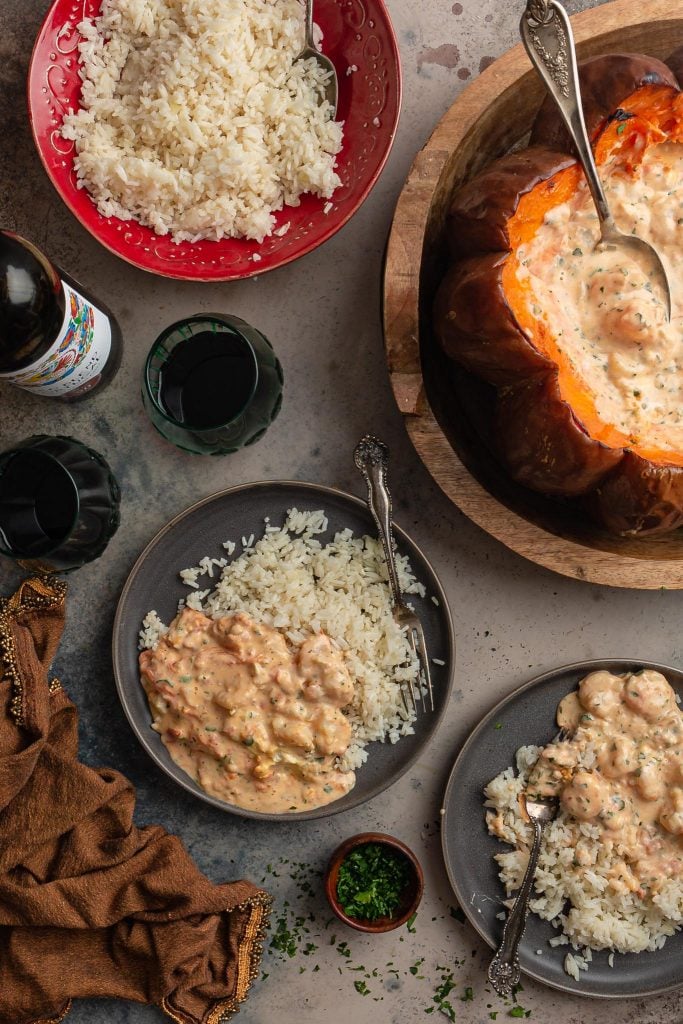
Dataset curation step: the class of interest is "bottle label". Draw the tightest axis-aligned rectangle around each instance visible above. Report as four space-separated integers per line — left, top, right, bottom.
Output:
0 281 111 396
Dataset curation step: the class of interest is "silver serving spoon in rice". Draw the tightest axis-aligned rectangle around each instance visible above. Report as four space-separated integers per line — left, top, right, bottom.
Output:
295 0 338 116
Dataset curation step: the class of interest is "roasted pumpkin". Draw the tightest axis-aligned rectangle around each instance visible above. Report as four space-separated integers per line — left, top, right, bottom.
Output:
434 52 683 536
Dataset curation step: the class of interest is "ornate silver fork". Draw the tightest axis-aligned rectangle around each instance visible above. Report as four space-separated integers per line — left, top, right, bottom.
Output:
353 434 434 713
487 794 558 997
488 728 569 997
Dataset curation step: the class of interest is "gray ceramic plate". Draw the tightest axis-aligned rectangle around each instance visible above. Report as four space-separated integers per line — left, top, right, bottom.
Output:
442 659 683 999
113 480 454 821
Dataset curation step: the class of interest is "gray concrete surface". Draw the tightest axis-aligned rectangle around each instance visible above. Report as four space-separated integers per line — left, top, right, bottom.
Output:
1 0 682 1021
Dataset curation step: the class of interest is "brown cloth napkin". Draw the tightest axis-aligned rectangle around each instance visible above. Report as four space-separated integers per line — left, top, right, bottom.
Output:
0 576 271 1024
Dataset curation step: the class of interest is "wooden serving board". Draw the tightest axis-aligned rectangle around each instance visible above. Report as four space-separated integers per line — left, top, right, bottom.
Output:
383 0 683 590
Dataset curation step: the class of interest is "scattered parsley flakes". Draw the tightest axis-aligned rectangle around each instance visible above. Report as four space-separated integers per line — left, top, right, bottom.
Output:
429 972 457 1020
354 980 371 996
406 911 418 933
269 915 298 958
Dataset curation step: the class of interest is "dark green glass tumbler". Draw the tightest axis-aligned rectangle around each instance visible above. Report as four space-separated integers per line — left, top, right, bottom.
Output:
142 313 284 455
0 435 120 572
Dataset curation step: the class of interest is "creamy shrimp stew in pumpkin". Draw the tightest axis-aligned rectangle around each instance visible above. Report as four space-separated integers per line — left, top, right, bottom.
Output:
139 607 356 813
527 670 683 894
516 142 683 455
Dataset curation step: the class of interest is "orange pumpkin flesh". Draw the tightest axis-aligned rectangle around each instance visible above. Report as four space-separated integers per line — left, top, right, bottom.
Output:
434 57 683 535
504 85 683 466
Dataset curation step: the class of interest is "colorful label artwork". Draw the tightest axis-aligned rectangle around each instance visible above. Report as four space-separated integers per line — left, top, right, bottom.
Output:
0 282 111 396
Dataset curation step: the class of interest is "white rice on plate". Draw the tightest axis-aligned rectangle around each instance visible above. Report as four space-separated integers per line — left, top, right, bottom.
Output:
485 745 683 973
62 0 343 243
140 508 427 770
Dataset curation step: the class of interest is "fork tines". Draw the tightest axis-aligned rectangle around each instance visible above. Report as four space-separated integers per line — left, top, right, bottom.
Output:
404 630 419 713
404 623 434 714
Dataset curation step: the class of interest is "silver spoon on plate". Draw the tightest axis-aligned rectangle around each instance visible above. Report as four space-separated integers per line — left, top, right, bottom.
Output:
295 0 339 116
521 0 672 320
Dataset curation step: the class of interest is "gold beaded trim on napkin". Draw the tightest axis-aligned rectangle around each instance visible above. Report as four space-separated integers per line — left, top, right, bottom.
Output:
0 576 67 726
159 892 273 1024
32 1000 72 1024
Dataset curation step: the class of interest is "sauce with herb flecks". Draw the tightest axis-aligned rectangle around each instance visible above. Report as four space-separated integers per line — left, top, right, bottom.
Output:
526 670 683 896
139 607 356 812
516 142 683 453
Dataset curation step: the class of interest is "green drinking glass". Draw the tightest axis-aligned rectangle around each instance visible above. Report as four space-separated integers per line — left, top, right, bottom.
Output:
142 313 284 455
0 434 120 572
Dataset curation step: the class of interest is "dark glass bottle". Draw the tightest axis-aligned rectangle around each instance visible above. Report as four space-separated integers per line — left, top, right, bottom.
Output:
0 230 122 401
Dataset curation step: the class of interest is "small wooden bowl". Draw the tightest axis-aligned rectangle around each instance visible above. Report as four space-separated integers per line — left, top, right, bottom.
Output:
383 0 683 589
324 831 424 933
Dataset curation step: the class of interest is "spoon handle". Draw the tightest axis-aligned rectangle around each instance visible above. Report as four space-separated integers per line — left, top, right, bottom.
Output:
303 0 315 50
487 817 545 997
520 0 612 230
353 435 402 607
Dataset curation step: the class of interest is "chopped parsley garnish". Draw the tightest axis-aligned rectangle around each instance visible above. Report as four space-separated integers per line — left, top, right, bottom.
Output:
429 973 457 1021
336 843 410 921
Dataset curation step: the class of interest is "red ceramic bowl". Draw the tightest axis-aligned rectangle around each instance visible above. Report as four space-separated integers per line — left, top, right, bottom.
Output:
28 0 402 281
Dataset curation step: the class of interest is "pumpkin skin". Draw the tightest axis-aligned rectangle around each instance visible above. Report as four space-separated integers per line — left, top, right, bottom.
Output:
529 53 678 151
445 148 576 258
434 54 683 536
591 453 683 536
495 376 622 497
434 256 554 385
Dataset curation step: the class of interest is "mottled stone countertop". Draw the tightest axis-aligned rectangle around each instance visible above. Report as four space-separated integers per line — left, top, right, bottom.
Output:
1 0 682 1021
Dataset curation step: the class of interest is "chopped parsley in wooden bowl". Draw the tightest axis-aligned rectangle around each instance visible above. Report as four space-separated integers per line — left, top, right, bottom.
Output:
325 832 423 933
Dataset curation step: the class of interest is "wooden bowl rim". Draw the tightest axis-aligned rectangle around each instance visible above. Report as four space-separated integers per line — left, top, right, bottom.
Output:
324 831 424 932
383 0 683 590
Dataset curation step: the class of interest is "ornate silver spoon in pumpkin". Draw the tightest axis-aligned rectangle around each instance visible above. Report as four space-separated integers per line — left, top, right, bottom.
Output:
520 0 672 320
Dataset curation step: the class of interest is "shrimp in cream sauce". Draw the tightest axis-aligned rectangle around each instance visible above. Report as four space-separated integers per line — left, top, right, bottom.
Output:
140 608 356 813
527 670 683 896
